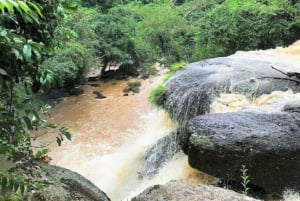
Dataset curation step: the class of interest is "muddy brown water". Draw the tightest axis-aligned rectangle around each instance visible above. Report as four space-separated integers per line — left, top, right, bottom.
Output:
35 76 216 201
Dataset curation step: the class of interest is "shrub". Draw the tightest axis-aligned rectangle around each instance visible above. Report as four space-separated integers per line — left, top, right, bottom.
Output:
170 61 188 72
149 84 166 107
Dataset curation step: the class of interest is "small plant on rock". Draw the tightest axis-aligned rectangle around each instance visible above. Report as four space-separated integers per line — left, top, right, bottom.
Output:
149 84 166 107
240 165 250 195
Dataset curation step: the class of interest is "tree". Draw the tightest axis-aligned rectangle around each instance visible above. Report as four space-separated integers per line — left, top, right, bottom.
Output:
0 0 70 158
95 6 138 73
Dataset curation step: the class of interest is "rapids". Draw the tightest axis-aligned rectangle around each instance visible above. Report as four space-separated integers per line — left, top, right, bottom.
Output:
35 76 216 201
36 41 300 200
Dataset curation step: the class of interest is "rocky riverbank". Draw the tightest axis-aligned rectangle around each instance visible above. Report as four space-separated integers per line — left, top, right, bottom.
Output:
163 41 300 195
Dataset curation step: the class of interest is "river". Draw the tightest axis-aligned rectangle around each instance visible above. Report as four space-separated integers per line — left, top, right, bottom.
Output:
35 75 217 201
35 41 300 201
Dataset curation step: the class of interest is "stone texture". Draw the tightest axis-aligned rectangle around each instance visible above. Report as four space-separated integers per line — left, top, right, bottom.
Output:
163 51 300 193
165 56 300 123
131 180 260 201
187 111 300 193
12 160 110 201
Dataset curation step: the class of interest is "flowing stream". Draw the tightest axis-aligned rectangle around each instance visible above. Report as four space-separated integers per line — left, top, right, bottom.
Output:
36 41 300 201
36 76 217 201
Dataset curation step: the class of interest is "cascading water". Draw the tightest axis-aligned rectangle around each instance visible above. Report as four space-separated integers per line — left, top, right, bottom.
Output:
36 42 300 201
36 77 217 201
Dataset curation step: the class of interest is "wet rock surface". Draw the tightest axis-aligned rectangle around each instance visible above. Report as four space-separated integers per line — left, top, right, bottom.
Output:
187 111 300 193
144 132 181 177
164 50 300 193
131 180 260 201
12 160 110 201
165 56 300 122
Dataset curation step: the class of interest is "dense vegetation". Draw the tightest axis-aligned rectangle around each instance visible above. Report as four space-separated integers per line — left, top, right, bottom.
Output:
0 0 299 198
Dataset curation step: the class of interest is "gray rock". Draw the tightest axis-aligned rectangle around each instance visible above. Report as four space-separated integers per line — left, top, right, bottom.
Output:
165 56 300 122
131 180 260 201
283 103 300 113
93 91 106 99
144 132 181 177
69 87 84 96
163 53 300 193
187 111 300 193
12 160 110 201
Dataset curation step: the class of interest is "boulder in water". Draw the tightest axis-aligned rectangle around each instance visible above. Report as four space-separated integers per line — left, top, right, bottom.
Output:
69 87 84 96
131 180 259 201
144 132 180 177
163 49 300 193
187 111 300 193
93 91 106 99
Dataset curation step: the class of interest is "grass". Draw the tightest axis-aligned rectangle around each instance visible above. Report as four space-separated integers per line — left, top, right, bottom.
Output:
149 84 166 107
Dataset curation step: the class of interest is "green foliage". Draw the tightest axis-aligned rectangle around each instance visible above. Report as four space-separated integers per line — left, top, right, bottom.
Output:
170 61 188 72
193 0 300 59
127 2 195 65
0 192 21 201
0 172 44 197
34 148 49 159
44 6 101 87
0 0 71 159
240 165 250 195
95 6 137 70
149 84 166 107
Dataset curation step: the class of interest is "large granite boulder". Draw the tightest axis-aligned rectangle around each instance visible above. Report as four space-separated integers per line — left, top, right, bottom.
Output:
12 160 110 201
165 56 300 122
131 180 260 201
163 49 300 193
187 110 300 193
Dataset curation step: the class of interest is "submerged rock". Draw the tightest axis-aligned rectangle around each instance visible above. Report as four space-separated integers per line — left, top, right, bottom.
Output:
144 132 180 177
93 91 106 99
187 111 300 193
69 87 84 96
131 180 259 201
12 160 110 201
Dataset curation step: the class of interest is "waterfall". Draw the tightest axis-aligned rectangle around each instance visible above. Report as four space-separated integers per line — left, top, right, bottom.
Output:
36 78 217 201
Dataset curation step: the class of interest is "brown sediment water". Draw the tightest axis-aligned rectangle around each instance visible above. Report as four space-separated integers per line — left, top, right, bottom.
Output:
36 41 300 200
35 75 216 201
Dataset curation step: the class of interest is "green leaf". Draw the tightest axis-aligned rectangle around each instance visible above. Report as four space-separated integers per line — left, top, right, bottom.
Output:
13 37 24 43
40 122 57 128
14 182 19 192
17 1 30 13
56 137 62 146
9 179 14 191
0 68 7 75
1 176 7 188
0 29 7 37
60 127 72 141
20 184 25 195
30 109 40 122
0 144 9 154
28 1 42 17
34 148 49 159
23 44 32 61
45 73 54 83
23 116 33 129
11 48 23 61
0 0 14 13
